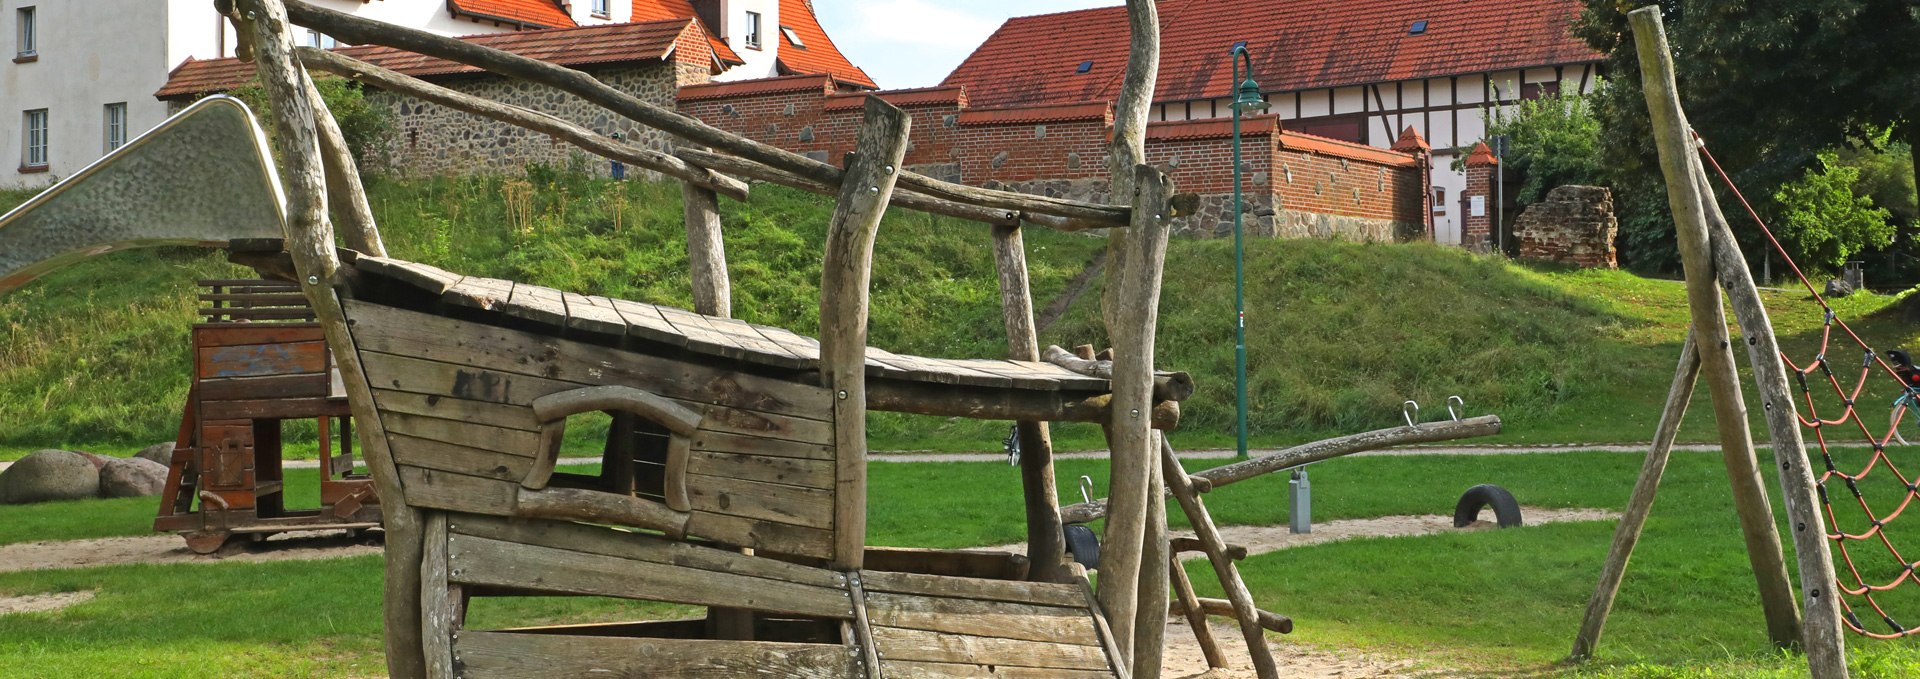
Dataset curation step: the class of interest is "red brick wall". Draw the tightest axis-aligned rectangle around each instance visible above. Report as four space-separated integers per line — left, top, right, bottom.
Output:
676 78 1427 237
1464 161 1495 251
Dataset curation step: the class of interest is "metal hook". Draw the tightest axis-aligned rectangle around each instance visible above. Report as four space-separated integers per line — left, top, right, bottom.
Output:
1403 400 1420 428
1079 475 1096 505
1447 396 1465 422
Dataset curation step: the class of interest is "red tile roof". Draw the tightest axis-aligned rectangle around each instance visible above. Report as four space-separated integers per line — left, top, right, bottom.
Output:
1390 125 1430 152
157 19 697 99
448 0 575 29
957 102 1113 127
774 0 876 89
944 0 1604 108
1464 141 1499 167
1145 115 1280 141
824 86 966 111
630 0 744 64
678 73 838 102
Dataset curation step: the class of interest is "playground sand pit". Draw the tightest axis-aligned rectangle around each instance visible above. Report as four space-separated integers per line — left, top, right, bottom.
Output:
1164 618 1437 678
0 530 379 573
0 590 96 616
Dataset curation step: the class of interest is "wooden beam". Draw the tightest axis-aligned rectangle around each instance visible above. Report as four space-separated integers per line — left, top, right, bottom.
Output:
1043 344 1195 402
670 147 1023 227
1169 551 1225 668
1059 415 1502 524
229 2 427 677
1167 597 1293 635
298 48 749 201
820 98 912 570
1628 7 1806 656
994 224 1068 584
279 0 1130 226
1572 331 1700 660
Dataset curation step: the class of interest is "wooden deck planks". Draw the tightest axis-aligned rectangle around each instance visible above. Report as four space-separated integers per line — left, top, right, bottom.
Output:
454 632 856 679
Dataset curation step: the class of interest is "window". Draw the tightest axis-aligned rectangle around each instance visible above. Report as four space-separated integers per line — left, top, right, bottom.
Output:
22 109 48 170
591 0 610 17
742 11 762 49
305 29 337 49
103 103 126 152
1432 186 1448 214
16 6 36 60
780 26 803 48
1409 20 1429 35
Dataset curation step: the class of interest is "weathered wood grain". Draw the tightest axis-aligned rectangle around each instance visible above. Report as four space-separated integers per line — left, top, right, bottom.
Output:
449 514 847 588
869 626 1110 671
860 570 1085 609
453 632 856 679
685 473 835 529
864 591 1100 646
420 512 451 679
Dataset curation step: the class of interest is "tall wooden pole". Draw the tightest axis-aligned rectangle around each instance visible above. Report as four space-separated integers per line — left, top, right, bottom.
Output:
1628 6 1808 656
308 77 385 257
231 1 425 676
992 224 1068 583
820 98 912 572
1097 0 1165 667
1571 331 1700 659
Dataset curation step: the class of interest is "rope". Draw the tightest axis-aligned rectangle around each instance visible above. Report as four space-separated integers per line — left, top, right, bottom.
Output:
1696 134 1920 639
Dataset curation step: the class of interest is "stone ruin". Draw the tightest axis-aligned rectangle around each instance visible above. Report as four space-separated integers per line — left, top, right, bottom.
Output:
1514 185 1619 269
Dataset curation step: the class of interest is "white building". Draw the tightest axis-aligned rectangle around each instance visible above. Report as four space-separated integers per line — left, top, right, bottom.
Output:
3 0 870 187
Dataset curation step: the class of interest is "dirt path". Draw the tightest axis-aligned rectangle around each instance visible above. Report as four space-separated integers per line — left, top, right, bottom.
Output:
0 590 96 616
981 506 1618 557
0 530 380 574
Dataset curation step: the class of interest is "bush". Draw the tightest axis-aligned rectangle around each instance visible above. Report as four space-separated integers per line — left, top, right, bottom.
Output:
1482 87 1606 206
223 76 390 168
1772 151 1896 275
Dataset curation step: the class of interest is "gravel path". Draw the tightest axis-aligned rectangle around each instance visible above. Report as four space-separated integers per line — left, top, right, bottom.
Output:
0 530 380 574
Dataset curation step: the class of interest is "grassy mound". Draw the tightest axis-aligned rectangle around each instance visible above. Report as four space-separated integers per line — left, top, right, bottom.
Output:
3 174 1915 457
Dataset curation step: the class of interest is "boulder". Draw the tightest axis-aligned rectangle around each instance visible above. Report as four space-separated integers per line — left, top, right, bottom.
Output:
72 451 113 470
134 442 177 466
99 457 169 498
0 450 102 504
1824 278 1855 298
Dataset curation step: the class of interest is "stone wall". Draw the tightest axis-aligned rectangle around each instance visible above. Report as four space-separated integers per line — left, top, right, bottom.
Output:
368 62 689 178
1514 185 1618 268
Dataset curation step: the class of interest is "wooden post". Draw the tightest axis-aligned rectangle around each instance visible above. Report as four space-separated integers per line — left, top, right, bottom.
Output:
1162 438 1280 679
681 181 731 318
1134 433 1169 678
308 76 385 257
1628 7 1807 655
1691 107 1853 679
819 97 911 571
1571 331 1700 660
992 224 1069 583
1097 166 1174 665
420 512 451 679
232 2 426 676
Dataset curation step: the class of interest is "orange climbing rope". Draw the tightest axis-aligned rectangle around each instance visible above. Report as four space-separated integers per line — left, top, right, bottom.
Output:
1696 135 1920 639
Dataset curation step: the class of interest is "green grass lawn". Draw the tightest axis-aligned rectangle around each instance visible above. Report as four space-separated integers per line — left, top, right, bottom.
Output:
9 452 1920 676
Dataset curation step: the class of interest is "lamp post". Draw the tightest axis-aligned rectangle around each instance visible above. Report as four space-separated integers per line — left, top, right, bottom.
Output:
1229 44 1268 460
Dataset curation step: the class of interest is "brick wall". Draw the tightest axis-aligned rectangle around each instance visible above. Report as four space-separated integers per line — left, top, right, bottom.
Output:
677 78 1428 241
1515 185 1617 268
1462 144 1498 252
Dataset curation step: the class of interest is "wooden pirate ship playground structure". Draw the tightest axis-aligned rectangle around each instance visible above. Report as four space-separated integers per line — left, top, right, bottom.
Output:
0 1 1908 678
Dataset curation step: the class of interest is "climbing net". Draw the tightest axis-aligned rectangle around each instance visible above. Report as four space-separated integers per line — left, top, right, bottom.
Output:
1697 136 1920 639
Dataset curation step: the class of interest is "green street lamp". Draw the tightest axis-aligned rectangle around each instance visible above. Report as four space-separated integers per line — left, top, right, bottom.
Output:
1229 43 1268 460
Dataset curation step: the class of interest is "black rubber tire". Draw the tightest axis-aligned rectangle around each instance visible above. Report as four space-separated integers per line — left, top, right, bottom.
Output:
1063 523 1101 571
1453 484 1523 528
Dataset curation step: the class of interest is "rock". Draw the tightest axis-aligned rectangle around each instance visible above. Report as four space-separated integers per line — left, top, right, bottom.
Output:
99 457 169 498
134 442 176 466
0 450 102 504
1824 278 1855 298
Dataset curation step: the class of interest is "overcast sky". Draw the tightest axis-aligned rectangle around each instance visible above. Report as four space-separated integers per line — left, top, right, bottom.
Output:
811 0 1119 89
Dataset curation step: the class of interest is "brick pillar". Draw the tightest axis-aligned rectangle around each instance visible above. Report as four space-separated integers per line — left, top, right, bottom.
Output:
1462 141 1499 252
1390 126 1433 241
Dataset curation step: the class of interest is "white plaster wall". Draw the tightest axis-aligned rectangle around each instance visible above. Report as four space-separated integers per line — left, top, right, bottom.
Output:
1430 151 1467 245
216 0 521 56
710 0 779 81
3 0 174 187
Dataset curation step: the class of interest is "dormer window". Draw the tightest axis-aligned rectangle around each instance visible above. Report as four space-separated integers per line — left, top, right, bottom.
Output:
781 26 804 48
743 11 762 49
591 0 610 18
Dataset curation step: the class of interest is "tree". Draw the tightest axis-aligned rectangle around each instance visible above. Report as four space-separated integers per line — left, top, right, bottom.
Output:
225 76 390 168
1577 0 1919 273
1484 88 1605 206
1771 151 1895 273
